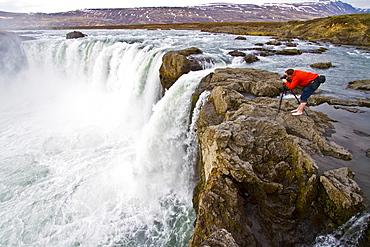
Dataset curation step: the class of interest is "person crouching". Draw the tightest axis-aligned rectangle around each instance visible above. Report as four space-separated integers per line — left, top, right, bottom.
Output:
282 69 321 116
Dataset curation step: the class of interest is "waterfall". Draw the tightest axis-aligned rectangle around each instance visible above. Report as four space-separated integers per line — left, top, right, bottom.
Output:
1 29 370 247
0 33 209 246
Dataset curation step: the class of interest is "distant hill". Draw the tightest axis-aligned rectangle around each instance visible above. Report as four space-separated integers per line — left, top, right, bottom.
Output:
281 13 370 46
1 0 370 30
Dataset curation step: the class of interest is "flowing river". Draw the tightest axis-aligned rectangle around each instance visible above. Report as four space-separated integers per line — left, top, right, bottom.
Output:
0 29 369 246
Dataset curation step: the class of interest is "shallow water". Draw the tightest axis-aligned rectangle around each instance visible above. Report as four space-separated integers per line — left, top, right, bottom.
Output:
312 104 370 206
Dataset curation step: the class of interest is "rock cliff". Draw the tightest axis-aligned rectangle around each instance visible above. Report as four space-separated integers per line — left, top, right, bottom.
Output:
159 49 368 246
159 47 204 95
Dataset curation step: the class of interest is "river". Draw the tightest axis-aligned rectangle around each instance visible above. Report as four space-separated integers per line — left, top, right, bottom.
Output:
0 29 369 246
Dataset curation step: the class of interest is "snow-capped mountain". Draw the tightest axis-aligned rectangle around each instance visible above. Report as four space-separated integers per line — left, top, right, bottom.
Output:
1 0 369 29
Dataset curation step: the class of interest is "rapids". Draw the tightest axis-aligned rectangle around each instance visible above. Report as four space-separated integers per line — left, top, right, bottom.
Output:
0 29 369 246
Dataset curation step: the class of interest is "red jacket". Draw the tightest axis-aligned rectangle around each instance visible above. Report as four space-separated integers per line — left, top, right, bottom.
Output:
286 70 318 89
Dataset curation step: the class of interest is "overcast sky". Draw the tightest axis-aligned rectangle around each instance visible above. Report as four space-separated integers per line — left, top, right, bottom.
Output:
0 0 369 13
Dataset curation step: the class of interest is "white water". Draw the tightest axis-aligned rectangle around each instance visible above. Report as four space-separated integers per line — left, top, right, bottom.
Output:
0 30 213 246
1 29 369 246
314 213 370 247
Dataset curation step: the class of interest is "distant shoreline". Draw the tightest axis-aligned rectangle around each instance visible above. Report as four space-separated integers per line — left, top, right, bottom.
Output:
52 13 370 48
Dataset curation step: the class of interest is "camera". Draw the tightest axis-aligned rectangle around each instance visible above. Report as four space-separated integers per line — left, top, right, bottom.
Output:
280 75 287 79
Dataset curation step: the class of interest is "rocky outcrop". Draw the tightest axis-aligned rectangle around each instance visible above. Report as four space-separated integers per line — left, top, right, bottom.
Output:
307 95 370 108
199 229 239 247
187 68 366 247
159 47 204 95
320 167 364 225
348 79 370 90
66 31 87 39
157 47 368 247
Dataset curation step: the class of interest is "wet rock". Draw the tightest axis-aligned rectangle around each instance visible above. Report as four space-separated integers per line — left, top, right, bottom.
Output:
309 47 328 54
235 36 247 40
333 106 365 113
228 50 246 57
358 100 370 107
244 54 259 63
286 42 297 47
66 31 87 39
159 47 203 94
319 167 365 224
366 149 370 158
309 95 370 108
353 129 370 137
310 62 333 69
348 79 370 90
276 48 302 55
308 95 359 107
266 40 281 45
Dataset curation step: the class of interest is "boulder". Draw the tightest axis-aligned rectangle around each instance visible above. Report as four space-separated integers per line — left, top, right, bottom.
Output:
244 54 259 63
319 167 365 224
189 68 365 247
310 62 333 69
235 36 247 40
66 31 87 39
159 47 203 94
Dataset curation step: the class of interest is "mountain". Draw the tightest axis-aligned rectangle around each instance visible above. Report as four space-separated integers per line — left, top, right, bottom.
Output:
1 1 370 30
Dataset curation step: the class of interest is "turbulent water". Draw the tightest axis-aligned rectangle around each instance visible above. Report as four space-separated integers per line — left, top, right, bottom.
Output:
0 29 369 246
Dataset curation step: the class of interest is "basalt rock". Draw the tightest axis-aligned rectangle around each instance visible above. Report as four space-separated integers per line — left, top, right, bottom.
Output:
229 50 246 57
310 62 334 69
319 167 365 225
348 79 370 90
189 68 365 247
194 67 282 98
159 47 204 95
276 48 302 55
266 40 282 46
308 95 370 108
235 36 247 40
66 31 87 39
244 54 259 63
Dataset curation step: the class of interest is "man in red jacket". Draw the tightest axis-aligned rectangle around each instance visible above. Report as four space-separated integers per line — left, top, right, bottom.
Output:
282 69 319 116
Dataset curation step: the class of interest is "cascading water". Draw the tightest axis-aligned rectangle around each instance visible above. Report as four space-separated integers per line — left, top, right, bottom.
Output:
1 29 369 246
0 30 213 246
